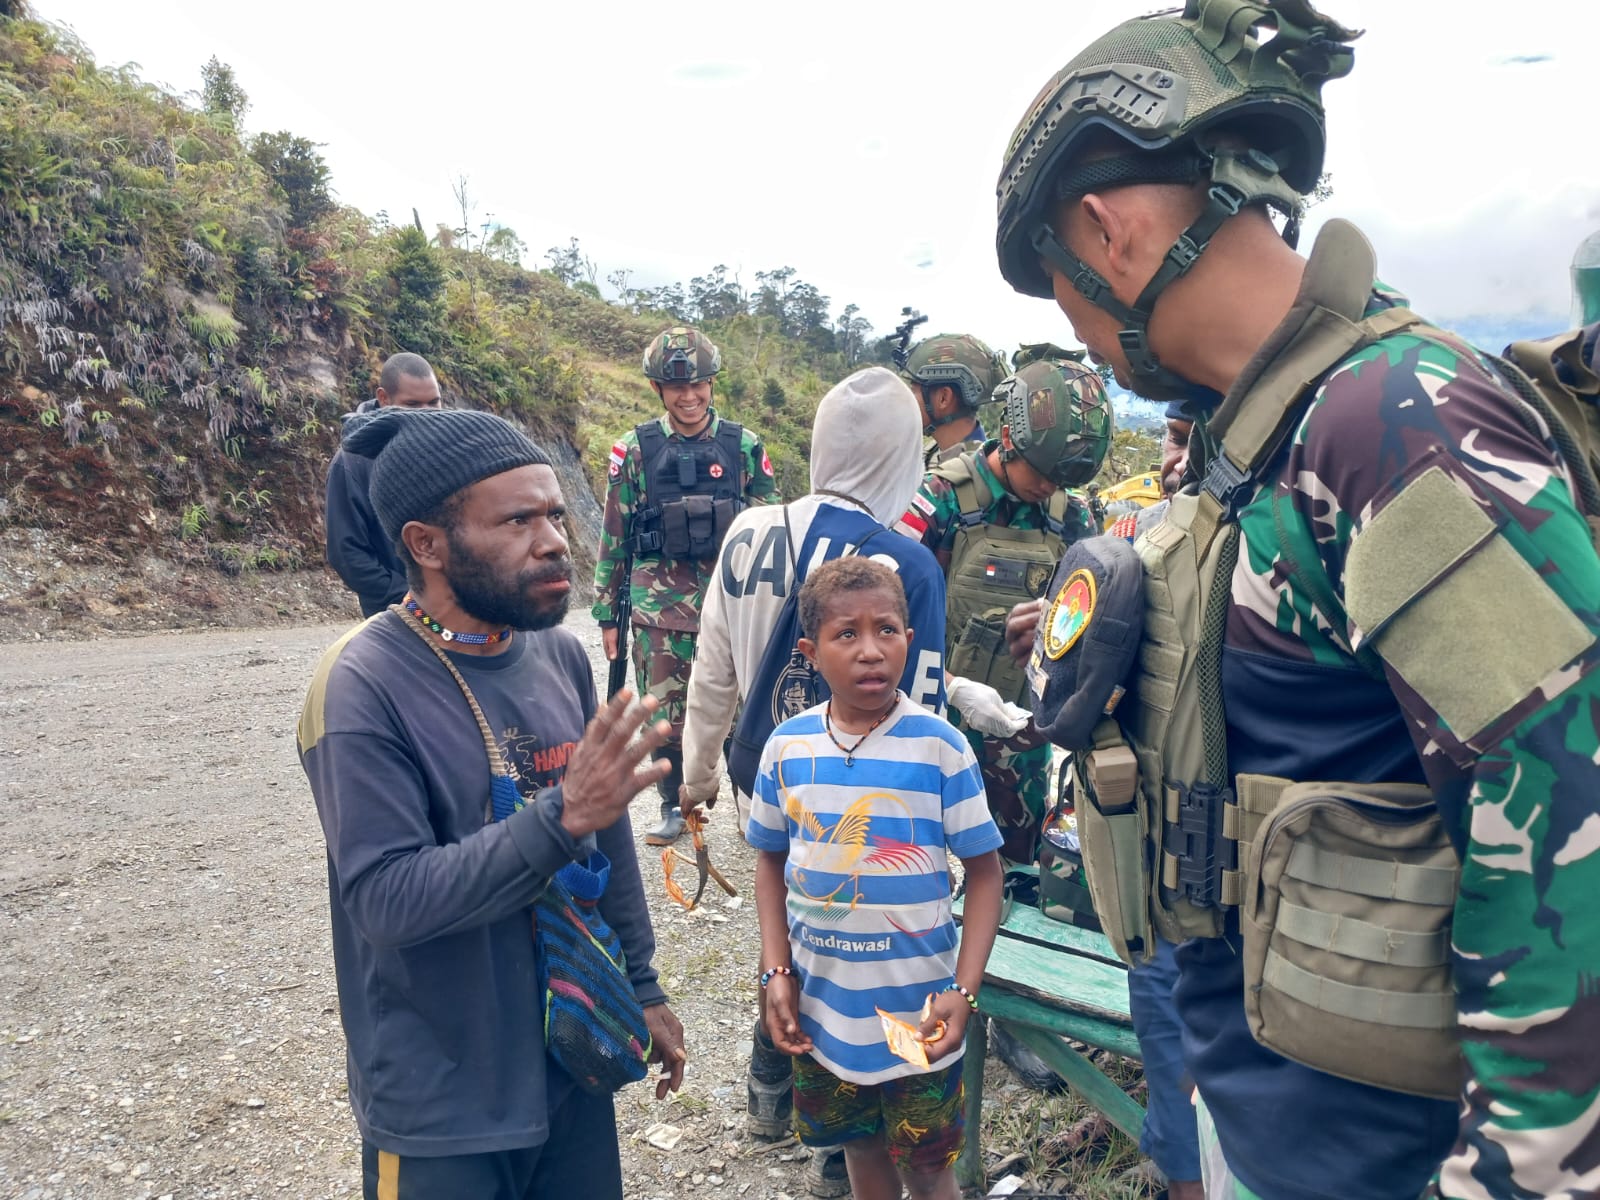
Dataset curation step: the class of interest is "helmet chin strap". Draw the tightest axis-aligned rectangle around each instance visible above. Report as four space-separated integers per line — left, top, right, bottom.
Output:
1034 150 1303 402
919 387 968 435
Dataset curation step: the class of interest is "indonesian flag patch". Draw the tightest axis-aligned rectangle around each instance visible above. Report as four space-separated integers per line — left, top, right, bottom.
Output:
910 493 935 518
608 441 627 479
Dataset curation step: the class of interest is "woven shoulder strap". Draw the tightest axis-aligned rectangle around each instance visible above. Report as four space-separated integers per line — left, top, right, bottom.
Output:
394 606 508 777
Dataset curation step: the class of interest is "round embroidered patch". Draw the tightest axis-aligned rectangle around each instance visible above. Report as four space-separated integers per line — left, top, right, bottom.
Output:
1043 568 1096 660
709 462 725 479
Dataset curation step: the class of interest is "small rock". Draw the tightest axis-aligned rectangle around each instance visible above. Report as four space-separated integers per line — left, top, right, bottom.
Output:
692 1172 705 1185
643 1121 683 1151
245 1096 265 1108
724 896 744 910
708 1174 724 1186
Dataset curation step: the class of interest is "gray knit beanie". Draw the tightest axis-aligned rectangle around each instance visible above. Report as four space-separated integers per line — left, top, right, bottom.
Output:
341 407 551 543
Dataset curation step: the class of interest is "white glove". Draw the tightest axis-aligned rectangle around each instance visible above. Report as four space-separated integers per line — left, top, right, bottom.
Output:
945 676 1031 737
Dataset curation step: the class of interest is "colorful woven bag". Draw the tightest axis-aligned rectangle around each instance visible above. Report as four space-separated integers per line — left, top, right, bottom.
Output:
397 608 653 1094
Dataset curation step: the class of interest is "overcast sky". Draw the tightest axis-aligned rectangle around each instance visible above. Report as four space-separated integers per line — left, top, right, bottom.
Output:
37 0 1599 354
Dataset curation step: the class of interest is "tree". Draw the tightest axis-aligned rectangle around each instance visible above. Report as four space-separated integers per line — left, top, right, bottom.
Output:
762 377 786 408
545 237 592 287
606 267 634 309
200 56 248 129
483 226 527 266
835 303 873 365
249 131 333 228
387 227 446 355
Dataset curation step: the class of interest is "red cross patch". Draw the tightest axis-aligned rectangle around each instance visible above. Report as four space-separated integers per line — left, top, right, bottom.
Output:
709 463 724 479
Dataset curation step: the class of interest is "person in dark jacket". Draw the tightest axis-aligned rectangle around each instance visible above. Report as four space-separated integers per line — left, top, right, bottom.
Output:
324 353 442 615
299 406 686 1200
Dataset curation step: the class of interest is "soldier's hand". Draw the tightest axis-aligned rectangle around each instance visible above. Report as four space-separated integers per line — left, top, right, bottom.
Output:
603 626 620 662
1005 598 1045 666
560 689 670 839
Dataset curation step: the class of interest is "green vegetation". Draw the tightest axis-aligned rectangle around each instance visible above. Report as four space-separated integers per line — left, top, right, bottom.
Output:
0 9 901 566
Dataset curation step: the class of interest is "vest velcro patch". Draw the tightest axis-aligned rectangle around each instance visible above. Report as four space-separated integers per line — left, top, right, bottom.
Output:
1044 568 1097 660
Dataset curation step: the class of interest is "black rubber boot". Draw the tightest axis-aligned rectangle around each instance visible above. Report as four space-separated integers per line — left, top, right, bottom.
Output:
746 1018 793 1139
644 747 686 846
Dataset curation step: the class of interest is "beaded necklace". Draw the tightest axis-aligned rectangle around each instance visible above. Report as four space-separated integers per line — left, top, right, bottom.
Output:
402 595 512 646
823 692 900 766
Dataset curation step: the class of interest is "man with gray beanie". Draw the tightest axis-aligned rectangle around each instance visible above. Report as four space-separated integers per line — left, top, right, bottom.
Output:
298 407 686 1200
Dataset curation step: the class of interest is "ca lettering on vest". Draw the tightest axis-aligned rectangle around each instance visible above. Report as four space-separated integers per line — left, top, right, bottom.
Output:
718 524 790 599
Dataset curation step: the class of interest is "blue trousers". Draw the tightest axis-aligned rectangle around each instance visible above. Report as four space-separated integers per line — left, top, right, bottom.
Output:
1127 935 1201 1181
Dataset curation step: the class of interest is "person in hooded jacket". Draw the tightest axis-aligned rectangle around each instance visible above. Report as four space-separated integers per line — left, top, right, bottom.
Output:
325 353 442 616
678 365 1025 1199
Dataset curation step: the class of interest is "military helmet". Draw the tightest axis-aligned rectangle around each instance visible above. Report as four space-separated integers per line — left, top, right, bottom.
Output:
900 333 1009 412
643 326 721 383
997 357 1113 488
997 0 1359 298
994 1 1359 399
1014 342 1086 371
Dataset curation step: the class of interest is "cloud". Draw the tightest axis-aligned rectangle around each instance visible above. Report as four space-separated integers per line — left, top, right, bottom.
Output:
1328 186 1594 323
670 61 751 85
1496 53 1554 64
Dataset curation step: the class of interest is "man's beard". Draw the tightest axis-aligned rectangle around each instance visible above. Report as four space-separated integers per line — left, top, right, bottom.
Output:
446 534 573 632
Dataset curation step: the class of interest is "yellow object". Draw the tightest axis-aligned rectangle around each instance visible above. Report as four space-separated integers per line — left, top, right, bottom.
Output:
1096 471 1164 527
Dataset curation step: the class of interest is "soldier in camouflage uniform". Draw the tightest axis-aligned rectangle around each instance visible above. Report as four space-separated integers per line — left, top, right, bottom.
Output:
897 356 1110 864
593 327 777 844
996 3 1600 1198
900 333 1010 469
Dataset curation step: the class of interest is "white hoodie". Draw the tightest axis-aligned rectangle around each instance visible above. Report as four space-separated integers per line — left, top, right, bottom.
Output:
679 367 945 824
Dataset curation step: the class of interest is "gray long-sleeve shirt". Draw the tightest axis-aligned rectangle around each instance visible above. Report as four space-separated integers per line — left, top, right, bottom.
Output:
297 612 664 1156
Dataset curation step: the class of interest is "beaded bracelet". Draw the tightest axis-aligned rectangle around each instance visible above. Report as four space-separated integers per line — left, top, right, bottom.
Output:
944 982 979 1012
759 966 794 989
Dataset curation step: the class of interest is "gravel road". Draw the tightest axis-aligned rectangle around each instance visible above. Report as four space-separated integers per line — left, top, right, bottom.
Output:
0 612 849 1200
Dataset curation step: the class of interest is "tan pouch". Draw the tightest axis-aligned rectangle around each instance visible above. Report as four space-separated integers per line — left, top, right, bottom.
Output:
1073 730 1154 965
1241 781 1463 1099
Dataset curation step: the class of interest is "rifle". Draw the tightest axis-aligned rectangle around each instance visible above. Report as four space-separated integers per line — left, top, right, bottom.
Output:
889 306 928 370
606 546 633 699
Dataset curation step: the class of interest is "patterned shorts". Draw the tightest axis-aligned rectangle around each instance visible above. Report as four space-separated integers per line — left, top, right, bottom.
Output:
791 1054 965 1176
1196 1093 1265 1200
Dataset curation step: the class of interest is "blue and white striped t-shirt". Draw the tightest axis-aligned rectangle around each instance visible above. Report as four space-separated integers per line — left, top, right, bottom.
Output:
745 698 1002 1084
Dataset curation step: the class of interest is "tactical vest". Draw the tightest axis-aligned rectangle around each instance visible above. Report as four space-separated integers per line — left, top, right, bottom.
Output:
630 419 746 560
937 452 1068 707
1071 219 1600 1101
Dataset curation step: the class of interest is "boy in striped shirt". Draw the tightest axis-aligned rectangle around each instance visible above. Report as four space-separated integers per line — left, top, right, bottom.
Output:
747 557 1004 1200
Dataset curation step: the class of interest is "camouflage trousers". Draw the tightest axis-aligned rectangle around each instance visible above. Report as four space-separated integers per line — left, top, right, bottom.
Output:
629 623 697 743
951 708 1052 866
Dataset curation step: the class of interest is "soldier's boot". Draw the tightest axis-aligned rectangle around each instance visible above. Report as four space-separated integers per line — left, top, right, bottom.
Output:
746 1018 793 1139
643 746 686 846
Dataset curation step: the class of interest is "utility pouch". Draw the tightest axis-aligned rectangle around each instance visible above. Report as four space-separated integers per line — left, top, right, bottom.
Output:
1241 780 1463 1100
682 494 717 559
1072 722 1152 964
948 610 1026 705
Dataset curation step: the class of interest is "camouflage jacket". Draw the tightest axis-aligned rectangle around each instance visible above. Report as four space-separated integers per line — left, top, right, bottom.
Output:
591 412 777 632
896 441 1096 562
1195 280 1600 1197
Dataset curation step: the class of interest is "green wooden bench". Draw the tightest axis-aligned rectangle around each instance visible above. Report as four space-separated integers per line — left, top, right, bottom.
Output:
954 891 1143 1192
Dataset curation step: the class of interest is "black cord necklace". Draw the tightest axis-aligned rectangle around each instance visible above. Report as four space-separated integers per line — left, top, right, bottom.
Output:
824 693 900 766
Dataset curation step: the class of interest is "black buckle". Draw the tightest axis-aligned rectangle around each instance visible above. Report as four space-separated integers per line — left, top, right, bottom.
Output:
1202 453 1254 521
1118 327 1159 374
1207 184 1244 217
1168 235 1201 272
1173 782 1229 909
